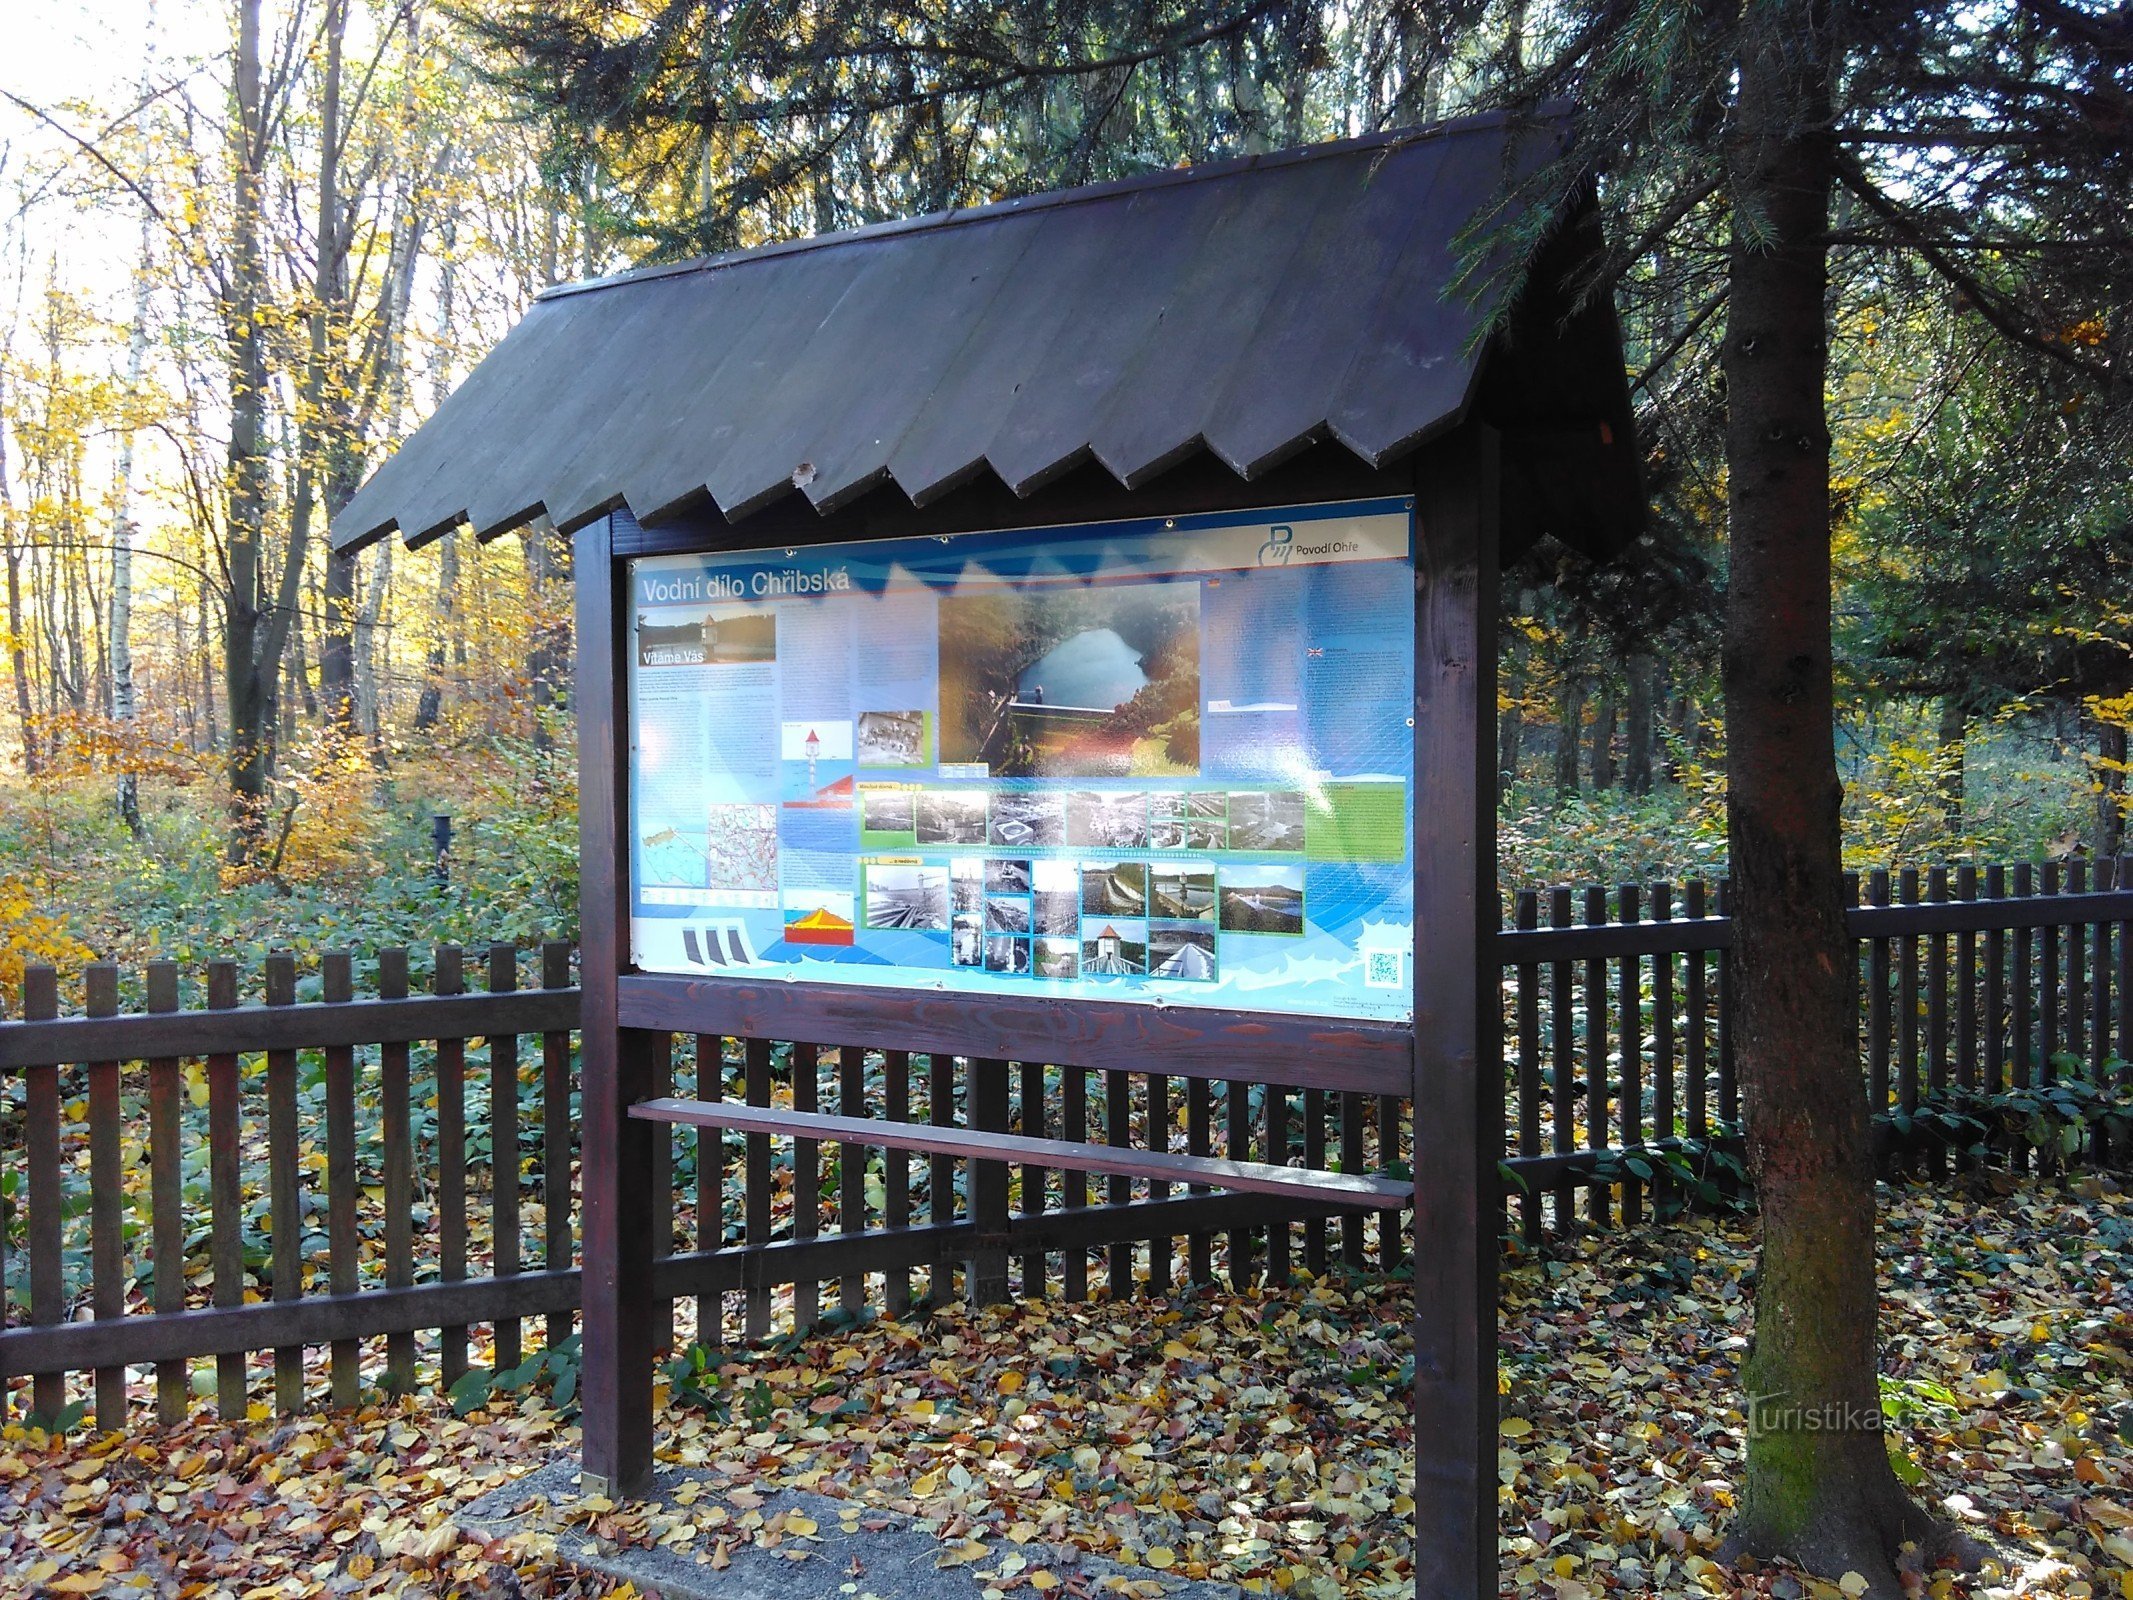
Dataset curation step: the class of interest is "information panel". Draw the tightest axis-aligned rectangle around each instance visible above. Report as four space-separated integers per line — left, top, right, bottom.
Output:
627 499 1416 1021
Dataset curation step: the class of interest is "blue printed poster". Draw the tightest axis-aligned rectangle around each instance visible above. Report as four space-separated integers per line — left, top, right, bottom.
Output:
627 498 1416 1021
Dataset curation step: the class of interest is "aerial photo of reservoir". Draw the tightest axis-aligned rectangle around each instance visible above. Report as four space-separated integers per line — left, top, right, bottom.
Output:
937 581 1200 777
1218 864 1306 935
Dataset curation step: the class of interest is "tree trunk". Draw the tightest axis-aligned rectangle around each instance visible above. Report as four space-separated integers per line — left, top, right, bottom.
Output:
1719 6 1959 1590
1590 688 1618 792
1554 678 1584 798
2096 716 2126 859
1936 697 1967 830
111 119 158 834
1625 655 1657 795
1498 624 1528 789
0 359 38 778
223 0 276 860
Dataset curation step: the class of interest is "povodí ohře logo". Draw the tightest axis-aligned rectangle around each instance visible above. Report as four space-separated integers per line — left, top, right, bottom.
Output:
1258 524 1362 566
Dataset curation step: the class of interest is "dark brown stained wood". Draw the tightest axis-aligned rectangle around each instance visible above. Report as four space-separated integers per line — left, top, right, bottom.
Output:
1926 869 1951 1180
379 950 416 1395
2088 861 2111 1084
323 953 361 1405
1339 1092 1366 1267
1582 885 1609 1227
695 1033 724 1345
2118 856 2131 1081
85 964 125 1429
1106 1069 1134 1298
1683 882 1710 1147
840 1045 868 1313
1 1270 584 1374
0 989 578 1071
1899 868 1922 1166
1302 1087 1328 1275
1617 886 1643 1226
265 954 305 1412
543 942 576 1351
1062 1064 1090 1301
1376 1091 1404 1270
1651 886 1678 1211
613 973 1412 1097
490 944 525 1372
1956 866 1980 1172
1406 427 1498 1600
1549 886 1577 1231
434 947 469 1388
649 1028 676 1351
1264 1084 1290 1286
1514 891 1541 1244
1867 868 1893 1118
2069 862 2089 1068
928 1053 958 1303
24 966 64 1421
333 111 1639 563
146 960 186 1423
1715 878 1738 1132
2013 864 2035 1172
744 1036 774 1338
1146 1074 1172 1296
883 1048 913 1318
2042 862 2063 1088
1019 1061 1049 1297
628 1098 1411 1206
576 515 657 1497
207 961 247 1419
1226 1078 1255 1289
969 1058 1011 1305
1186 1076 1213 1284
793 1041 821 1331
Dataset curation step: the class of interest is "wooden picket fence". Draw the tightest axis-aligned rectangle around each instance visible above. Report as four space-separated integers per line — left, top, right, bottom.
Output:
0 855 2127 1427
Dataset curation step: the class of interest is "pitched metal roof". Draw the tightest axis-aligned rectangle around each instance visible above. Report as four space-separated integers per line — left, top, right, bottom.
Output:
333 108 1639 557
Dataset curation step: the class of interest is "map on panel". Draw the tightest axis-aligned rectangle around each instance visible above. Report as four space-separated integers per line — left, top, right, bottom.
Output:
627 499 1416 1021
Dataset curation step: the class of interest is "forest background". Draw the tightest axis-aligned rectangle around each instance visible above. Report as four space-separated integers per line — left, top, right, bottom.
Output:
1 0 2128 1004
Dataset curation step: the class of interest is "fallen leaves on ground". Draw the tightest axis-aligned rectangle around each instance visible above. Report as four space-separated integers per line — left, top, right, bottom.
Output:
2 1171 2129 1599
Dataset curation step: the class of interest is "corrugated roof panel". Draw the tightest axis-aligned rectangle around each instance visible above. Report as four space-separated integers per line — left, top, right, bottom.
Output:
1081 156 1349 487
615 245 872 523
332 109 1635 555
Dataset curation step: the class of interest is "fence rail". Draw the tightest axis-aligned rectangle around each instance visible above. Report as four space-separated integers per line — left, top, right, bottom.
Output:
1 855 2127 1426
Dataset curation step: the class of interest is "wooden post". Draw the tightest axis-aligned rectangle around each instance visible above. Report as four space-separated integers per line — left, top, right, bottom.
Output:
577 512 657 1498
1408 428 1498 1600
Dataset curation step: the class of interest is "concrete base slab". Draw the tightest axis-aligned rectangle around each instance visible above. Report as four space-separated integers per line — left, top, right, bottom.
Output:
457 1459 1250 1600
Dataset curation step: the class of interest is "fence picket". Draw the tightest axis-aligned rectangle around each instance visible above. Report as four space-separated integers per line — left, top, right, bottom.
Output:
884 1048 913 1317
24 966 62 1424
1513 891 1540 1244
697 1031 725 1344
842 1045 870 1314
265 953 305 1410
1021 1062 1050 1297
207 960 247 1418
489 945 525 1372
542 941 575 1351
1583 885 1609 1226
1063 1063 1091 1300
85 965 124 1429
1550 886 1577 1231
1109 1068 1136 1298
379 950 415 1396
1147 1073 1172 1295
1651 884 1677 1212
1187 1076 1213 1283
145 960 185 1423
1925 870 1950 1179
434 948 468 1389
323 953 360 1405
1617 884 1644 1226
746 1037 774 1337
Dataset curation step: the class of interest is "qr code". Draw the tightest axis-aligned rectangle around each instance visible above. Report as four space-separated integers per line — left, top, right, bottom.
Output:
1363 949 1403 988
